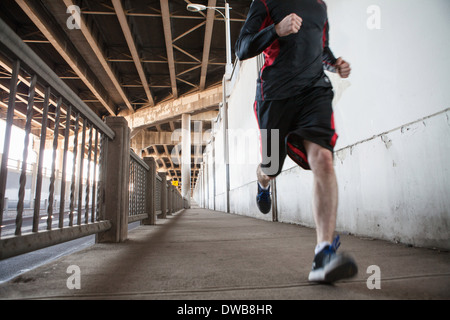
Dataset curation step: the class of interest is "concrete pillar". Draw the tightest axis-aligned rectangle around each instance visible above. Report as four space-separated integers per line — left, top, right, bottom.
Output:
97 117 130 243
173 188 176 212
181 113 191 208
194 120 203 166
159 172 167 219
143 157 156 225
204 162 208 209
222 76 231 213
167 182 173 215
211 120 216 211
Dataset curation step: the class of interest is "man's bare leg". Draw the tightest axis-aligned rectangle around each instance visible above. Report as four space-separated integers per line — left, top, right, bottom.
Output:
304 140 357 282
257 163 274 189
303 140 338 245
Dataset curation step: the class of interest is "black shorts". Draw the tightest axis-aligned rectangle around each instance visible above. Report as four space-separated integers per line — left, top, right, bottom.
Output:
254 86 337 177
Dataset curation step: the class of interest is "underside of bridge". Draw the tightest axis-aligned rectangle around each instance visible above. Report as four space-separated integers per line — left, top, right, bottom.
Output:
0 0 251 190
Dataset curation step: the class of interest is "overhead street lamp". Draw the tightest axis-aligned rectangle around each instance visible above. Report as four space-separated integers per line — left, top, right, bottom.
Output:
187 2 233 77
186 4 208 12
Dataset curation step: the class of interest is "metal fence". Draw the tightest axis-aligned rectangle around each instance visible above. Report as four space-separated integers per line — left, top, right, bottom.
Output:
0 17 184 260
129 150 149 223
0 17 114 260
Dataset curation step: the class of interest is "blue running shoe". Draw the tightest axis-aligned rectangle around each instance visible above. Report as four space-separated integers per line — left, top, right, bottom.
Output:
308 235 358 283
256 183 271 214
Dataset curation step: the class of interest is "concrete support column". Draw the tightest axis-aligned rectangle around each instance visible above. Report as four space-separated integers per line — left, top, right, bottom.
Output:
97 117 130 243
222 76 230 213
211 120 216 211
194 120 203 166
181 113 191 208
167 182 173 215
204 162 208 209
159 172 167 219
143 157 156 225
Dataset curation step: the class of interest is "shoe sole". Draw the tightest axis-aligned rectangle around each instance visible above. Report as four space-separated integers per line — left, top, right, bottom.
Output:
257 203 271 214
308 255 358 284
256 197 271 214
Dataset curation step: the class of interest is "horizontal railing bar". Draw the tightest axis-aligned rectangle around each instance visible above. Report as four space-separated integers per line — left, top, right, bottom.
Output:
128 213 148 224
130 149 150 171
0 18 115 140
0 220 112 260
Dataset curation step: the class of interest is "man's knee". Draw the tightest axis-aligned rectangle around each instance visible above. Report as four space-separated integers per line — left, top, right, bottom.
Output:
308 147 334 174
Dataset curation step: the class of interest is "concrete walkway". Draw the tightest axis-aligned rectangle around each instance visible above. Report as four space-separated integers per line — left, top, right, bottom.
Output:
0 208 449 300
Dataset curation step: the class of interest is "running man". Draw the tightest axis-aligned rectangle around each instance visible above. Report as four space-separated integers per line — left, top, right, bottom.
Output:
235 0 357 283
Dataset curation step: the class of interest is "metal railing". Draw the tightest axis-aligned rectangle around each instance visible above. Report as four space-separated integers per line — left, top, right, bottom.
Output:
0 17 184 260
0 17 115 259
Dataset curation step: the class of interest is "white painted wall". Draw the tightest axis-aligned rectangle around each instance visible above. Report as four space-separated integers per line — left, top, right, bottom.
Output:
194 0 450 249
327 0 450 148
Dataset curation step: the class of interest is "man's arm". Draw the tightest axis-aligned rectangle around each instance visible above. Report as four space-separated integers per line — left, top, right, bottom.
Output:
322 19 338 72
322 19 351 78
235 0 279 61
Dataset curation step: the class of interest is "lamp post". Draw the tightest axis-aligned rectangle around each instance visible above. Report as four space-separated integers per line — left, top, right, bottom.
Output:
187 2 233 213
187 2 233 77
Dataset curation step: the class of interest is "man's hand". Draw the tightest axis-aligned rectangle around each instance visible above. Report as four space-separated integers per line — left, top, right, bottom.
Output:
335 57 351 78
275 13 303 37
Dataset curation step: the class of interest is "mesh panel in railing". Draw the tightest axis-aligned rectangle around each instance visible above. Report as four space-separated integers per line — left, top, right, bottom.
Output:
129 151 148 217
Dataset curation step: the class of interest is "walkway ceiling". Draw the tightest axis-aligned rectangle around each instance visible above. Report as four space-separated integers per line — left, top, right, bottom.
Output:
0 0 251 116
0 0 252 190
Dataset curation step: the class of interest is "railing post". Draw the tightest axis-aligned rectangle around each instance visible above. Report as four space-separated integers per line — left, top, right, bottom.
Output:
143 157 156 225
97 117 130 243
159 172 167 219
